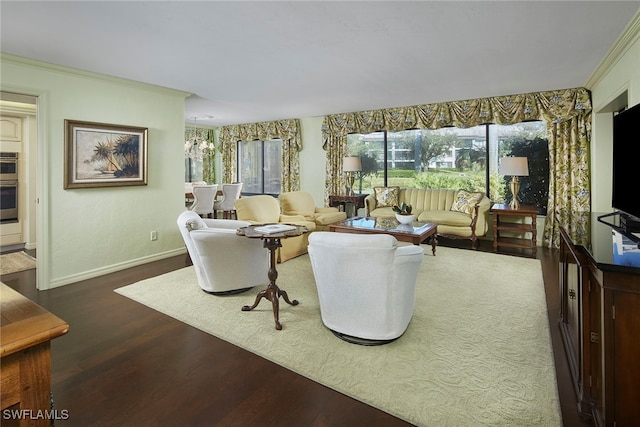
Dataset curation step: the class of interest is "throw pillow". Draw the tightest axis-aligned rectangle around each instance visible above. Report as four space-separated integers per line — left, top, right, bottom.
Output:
374 186 400 208
450 189 484 216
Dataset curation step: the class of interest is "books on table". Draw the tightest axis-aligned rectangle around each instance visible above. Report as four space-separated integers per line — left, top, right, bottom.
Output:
254 224 297 234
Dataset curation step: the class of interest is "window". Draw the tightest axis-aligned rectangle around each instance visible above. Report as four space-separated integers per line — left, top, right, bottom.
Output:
185 157 203 183
346 121 549 214
237 139 282 195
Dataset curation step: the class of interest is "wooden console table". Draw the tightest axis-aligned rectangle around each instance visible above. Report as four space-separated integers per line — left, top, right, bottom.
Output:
329 194 368 218
1 284 69 426
492 203 538 257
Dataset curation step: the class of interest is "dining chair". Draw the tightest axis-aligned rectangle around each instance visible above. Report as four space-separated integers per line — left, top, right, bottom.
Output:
190 184 218 218
213 183 243 219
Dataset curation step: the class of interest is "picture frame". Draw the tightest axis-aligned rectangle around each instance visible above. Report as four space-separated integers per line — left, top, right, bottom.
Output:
64 119 148 189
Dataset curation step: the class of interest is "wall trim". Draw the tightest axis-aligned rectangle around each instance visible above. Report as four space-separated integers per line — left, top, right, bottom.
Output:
585 9 640 89
1 53 191 98
47 248 187 289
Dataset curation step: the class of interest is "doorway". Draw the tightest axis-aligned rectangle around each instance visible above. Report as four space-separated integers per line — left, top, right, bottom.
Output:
0 91 38 262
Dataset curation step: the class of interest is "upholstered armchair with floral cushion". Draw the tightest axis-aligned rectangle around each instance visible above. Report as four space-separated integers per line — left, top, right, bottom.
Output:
308 232 424 345
365 187 491 249
177 210 268 294
234 195 316 262
278 191 347 231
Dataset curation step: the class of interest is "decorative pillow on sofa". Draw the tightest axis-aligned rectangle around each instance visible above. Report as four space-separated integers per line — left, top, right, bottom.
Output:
374 186 400 208
450 189 484 216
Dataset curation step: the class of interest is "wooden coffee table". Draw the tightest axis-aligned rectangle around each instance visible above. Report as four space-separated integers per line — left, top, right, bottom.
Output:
328 216 438 255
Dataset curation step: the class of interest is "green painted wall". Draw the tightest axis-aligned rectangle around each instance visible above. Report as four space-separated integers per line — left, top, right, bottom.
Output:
1 54 189 289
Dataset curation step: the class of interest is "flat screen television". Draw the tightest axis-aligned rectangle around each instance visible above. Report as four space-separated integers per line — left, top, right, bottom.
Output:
612 102 640 231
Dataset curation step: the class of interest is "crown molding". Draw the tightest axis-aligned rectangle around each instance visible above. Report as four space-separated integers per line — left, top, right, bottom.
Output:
1 53 191 98
585 9 640 89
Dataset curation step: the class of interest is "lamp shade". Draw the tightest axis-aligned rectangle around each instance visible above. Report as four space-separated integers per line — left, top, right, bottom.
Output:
499 157 529 176
343 156 362 172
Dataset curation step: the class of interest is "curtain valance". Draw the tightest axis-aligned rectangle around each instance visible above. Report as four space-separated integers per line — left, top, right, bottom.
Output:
218 118 301 191
219 118 302 151
322 87 591 148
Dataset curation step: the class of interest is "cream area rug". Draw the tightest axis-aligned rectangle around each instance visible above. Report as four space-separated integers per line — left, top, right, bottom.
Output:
0 251 36 275
115 246 561 426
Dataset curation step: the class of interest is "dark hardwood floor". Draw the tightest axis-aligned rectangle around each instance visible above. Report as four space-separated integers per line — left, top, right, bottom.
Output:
1 240 593 426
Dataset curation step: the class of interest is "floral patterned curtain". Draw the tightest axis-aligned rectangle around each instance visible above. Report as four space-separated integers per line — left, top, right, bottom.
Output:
321 87 592 247
543 114 592 248
184 128 216 184
219 119 301 192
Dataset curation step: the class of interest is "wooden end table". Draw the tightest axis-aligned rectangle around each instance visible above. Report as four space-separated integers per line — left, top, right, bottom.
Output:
236 224 309 330
492 203 538 257
329 194 368 218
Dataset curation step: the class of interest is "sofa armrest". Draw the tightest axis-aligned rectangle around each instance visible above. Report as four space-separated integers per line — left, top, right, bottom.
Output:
202 218 251 230
469 196 491 237
364 194 377 216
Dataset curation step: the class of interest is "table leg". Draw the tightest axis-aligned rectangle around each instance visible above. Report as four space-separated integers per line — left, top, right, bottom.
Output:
241 237 298 330
430 234 438 256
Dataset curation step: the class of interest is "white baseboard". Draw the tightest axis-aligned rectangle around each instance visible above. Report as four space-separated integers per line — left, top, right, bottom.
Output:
46 248 188 289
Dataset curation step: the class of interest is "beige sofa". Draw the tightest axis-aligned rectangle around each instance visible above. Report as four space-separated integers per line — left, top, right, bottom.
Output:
365 188 491 249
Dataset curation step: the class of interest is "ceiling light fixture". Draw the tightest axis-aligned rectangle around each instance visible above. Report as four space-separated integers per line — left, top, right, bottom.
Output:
185 115 215 160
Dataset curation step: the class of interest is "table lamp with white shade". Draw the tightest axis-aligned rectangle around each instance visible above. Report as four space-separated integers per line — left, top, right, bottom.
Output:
499 156 529 210
343 156 362 196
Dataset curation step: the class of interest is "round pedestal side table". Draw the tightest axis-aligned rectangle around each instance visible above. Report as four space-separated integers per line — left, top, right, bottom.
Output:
236 223 309 330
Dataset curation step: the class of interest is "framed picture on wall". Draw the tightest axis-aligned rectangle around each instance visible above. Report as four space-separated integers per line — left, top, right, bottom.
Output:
64 119 148 189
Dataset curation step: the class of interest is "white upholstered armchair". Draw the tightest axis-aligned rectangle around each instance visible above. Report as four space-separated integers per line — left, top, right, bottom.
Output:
308 232 424 345
177 211 268 294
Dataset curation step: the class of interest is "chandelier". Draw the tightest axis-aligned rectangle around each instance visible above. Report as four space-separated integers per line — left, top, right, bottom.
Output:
185 116 214 160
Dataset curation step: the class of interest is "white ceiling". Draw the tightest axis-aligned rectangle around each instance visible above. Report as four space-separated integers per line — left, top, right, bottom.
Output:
1 1 639 127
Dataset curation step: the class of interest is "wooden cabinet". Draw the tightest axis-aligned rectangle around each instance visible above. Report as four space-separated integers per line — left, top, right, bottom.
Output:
587 267 640 426
558 226 592 415
558 218 640 426
1 284 69 426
